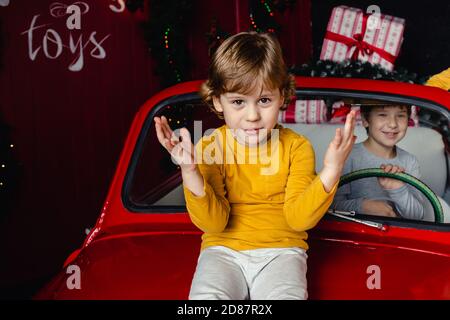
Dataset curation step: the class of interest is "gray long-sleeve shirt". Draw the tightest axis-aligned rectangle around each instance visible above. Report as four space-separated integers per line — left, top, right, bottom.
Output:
332 142 425 220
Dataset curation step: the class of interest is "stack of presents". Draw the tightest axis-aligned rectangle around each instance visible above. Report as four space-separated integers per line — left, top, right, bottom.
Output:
279 5 419 127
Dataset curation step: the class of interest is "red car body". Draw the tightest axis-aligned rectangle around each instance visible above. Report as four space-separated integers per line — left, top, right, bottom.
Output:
35 77 450 300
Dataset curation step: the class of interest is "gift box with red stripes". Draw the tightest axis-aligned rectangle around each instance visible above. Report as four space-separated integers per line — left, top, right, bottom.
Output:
320 5 405 71
278 99 419 127
278 99 328 124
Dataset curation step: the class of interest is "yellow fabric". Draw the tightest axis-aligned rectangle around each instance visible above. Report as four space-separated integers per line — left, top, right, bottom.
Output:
425 67 450 91
183 124 338 251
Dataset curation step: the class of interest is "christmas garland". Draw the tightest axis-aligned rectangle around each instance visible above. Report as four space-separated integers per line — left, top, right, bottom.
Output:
249 0 297 33
128 0 297 87
206 18 230 58
290 59 429 84
206 0 296 58
139 0 193 88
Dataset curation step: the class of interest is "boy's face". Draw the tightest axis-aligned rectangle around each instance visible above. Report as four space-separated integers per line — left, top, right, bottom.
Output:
362 106 409 149
212 85 284 147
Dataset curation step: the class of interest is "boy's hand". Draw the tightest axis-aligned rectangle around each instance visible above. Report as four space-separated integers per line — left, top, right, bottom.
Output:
362 199 397 217
378 164 405 190
320 110 357 192
154 116 197 172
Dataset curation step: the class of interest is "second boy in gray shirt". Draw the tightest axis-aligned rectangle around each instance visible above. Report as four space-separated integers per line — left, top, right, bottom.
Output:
332 142 425 220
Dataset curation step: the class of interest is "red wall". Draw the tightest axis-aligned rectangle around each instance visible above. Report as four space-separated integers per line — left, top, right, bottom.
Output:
0 0 311 297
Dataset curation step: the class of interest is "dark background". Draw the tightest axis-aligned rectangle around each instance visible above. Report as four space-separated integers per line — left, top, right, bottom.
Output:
311 0 450 76
0 0 448 299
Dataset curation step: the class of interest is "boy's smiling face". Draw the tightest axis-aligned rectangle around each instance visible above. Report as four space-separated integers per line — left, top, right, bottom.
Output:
212 84 284 147
363 105 409 150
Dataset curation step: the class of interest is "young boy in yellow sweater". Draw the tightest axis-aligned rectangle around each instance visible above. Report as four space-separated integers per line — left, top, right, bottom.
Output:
154 32 356 300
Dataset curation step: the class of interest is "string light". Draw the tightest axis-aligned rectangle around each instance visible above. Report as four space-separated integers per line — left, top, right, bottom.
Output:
164 27 170 49
163 27 182 83
249 13 261 32
249 0 282 33
263 0 273 16
0 115 19 208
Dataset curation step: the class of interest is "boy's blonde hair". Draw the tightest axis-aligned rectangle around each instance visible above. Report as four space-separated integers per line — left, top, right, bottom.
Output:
200 32 296 118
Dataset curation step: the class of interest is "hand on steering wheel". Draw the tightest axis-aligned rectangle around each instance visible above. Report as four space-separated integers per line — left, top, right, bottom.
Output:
339 168 444 223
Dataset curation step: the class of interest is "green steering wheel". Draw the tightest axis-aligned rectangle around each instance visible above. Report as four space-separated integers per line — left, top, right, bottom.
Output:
339 168 444 223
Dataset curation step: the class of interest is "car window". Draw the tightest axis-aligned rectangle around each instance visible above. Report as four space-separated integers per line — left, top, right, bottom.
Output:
123 91 450 226
283 94 450 225
125 95 223 210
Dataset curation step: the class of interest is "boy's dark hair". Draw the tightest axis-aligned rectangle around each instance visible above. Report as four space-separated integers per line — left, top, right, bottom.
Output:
200 32 295 119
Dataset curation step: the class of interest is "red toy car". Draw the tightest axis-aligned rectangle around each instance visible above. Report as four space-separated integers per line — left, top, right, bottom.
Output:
35 77 450 299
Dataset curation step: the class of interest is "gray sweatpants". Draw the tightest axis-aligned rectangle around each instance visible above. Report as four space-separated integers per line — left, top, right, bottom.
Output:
189 246 308 300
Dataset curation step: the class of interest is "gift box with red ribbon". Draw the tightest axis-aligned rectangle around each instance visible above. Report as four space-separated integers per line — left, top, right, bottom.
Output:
329 101 363 125
328 102 419 127
278 99 419 127
278 99 328 124
320 5 405 71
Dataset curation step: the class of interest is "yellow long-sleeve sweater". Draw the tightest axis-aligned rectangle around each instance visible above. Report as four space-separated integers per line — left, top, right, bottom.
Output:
183 124 337 251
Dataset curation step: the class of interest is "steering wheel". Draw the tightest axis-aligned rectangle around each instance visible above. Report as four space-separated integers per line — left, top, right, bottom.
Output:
339 168 444 223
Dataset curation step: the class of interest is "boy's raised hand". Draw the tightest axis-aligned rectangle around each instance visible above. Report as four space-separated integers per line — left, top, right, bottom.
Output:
320 110 357 192
323 110 357 171
154 116 197 172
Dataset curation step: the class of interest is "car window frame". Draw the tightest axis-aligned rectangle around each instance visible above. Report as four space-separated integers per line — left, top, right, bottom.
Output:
122 92 199 213
121 87 450 232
